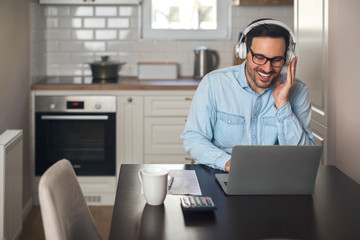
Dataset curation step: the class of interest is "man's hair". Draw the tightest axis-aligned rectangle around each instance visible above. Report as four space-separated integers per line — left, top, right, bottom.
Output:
245 18 290 57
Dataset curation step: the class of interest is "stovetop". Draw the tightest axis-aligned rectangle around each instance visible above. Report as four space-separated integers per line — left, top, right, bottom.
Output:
42 76 121 85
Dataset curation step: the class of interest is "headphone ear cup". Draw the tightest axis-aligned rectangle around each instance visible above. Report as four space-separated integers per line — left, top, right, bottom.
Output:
286 48 296 65
235 43 240 58
238 42 247 59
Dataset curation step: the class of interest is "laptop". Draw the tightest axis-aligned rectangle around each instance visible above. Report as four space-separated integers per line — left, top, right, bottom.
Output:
215 145 323 195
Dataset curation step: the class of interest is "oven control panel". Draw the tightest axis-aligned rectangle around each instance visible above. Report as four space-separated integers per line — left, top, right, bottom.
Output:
35 96 116 112
67 101 85 109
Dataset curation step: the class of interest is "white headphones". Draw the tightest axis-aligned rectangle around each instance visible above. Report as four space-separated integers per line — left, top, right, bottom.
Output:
235 20 297 65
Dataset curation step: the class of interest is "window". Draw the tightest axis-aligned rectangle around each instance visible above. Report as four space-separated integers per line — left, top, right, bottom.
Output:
141 0 231 40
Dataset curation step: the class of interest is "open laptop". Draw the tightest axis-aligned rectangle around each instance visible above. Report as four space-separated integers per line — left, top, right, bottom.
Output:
215 145 323 195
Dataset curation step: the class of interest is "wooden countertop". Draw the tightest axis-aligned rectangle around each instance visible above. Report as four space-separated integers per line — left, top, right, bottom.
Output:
31 76 200 91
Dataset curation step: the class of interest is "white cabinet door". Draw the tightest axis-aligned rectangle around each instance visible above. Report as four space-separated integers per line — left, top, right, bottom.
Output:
144 96 193 117
117 95 143 171
143 93 194 164
144 117 187 155
39 0 140 5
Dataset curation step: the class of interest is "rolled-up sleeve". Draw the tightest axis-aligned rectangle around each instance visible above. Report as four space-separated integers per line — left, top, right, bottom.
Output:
181 75 231 170
275 80 315 145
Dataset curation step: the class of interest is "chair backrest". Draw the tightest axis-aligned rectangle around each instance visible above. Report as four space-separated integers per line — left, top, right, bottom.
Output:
38 159 102 240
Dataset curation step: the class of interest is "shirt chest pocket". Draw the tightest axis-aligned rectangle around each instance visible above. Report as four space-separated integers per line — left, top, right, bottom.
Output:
262 116 277 126
214 111 246 147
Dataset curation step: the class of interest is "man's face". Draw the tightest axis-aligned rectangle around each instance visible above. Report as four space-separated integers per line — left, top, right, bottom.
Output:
245 37 286 94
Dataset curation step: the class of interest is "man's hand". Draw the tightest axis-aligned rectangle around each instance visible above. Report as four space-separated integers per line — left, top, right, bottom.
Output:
225 160 231 172
273 57 298 109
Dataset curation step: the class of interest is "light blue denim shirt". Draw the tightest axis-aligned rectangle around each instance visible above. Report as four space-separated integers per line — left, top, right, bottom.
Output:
181 62 315 171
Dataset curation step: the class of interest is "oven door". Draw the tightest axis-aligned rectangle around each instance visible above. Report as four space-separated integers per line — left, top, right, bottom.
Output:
35 112 116 176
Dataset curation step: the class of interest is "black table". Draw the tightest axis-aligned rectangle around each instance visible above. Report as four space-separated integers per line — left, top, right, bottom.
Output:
109 164 360 240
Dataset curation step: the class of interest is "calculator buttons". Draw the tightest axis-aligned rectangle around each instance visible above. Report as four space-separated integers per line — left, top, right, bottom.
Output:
180 196 216 212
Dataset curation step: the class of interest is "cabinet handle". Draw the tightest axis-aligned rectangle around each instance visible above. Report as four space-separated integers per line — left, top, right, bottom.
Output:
185 97 193 101
127 97 133 103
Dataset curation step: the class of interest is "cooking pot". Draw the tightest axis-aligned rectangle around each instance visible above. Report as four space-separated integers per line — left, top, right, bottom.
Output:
89 56 125 79
193 46 219 80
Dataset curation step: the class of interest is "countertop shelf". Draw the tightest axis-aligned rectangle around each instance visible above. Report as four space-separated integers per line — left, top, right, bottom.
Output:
31 76 200 91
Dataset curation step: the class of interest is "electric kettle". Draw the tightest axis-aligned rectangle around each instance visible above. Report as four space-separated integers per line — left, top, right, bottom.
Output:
193 46 220 80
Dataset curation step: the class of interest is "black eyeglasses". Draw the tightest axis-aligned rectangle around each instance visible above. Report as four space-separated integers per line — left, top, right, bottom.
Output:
247 46 286 68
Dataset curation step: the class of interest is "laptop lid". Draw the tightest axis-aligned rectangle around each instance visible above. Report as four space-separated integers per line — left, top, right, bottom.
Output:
215 145 323 195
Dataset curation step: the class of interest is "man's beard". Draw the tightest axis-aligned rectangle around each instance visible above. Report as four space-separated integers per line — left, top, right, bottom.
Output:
245 63 278 90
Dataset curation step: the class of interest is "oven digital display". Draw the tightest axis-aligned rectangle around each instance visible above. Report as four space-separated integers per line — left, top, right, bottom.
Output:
67 101 84 109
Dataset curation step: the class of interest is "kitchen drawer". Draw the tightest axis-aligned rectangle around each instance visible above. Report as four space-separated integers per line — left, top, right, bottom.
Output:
78 177 116 193
144 117 187 154
144 96 193 117
144 155 193 164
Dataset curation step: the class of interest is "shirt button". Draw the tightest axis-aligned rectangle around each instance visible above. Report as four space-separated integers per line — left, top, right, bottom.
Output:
281 134 285 137
252 135 256 138
228 120 231 124
253 115 256 119
276 113 280 117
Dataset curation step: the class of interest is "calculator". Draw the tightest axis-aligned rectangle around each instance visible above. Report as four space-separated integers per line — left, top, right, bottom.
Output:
180 196 216 212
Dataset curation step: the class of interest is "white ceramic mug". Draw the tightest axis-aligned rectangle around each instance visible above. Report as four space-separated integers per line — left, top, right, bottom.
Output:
138 167 169 206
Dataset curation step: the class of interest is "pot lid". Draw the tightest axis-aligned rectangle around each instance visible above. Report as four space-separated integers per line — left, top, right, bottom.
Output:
90 56 121 66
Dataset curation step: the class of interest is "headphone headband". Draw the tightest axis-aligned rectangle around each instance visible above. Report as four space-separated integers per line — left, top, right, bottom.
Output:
241 19 296 44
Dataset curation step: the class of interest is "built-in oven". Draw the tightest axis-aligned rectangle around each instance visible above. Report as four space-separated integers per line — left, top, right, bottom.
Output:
35 96 116 176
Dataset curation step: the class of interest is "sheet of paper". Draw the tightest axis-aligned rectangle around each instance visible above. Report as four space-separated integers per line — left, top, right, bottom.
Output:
168 170 202 196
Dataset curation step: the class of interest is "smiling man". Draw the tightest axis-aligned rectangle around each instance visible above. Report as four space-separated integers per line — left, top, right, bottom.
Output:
181 19 315 172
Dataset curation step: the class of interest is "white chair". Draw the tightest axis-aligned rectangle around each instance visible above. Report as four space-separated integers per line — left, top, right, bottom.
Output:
38 159 102 240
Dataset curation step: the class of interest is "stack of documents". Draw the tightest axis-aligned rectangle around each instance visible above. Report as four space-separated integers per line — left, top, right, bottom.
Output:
168 170 202 195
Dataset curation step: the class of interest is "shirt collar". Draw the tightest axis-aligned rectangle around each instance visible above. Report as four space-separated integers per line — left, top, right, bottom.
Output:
237 62 249 89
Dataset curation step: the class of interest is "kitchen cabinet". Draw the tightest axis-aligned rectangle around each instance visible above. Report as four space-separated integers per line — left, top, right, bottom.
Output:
116 95 144 169
117 92 195 165
232 0 293 5
143 95 194 164
294 0 329 164
39 0 141 5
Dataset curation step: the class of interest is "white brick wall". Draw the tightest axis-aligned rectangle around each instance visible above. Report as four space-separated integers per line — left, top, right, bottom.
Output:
31 4 293 78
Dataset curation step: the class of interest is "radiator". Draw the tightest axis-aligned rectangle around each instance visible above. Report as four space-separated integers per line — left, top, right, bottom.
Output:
0 130 23 240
